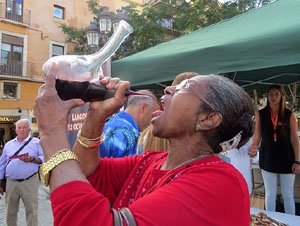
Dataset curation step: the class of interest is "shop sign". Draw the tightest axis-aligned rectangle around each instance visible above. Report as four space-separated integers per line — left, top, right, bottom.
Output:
0 117 14 122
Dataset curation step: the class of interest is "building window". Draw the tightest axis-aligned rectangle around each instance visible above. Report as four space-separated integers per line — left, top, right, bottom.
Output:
52 45 64 57
3 82 18 99
1 34 24 76
54 5 64 19
6 0 23 22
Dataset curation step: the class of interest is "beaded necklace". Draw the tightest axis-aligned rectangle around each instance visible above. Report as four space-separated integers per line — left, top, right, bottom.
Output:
144 153 213 196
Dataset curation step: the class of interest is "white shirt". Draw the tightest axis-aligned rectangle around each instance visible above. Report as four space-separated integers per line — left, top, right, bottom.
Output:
229 138 253 194
0 136 44 180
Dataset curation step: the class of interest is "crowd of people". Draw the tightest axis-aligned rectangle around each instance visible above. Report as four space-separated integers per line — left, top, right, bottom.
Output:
0 67 299 225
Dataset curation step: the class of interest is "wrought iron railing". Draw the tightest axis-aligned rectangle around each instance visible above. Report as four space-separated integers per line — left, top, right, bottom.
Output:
0 58 34 78
0 3 31 25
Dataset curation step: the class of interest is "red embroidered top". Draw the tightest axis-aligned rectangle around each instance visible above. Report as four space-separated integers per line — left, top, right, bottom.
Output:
51 151 250 226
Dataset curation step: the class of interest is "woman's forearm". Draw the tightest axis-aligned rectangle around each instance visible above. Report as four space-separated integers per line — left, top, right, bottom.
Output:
291 138 299 162
289 113 300 162
249 112 261 156
251 133 261 147
39 134 89 192
73 108 106 177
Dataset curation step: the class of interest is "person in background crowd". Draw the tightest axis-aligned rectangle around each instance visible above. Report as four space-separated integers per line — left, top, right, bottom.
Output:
0 128 5 148
250 85 300 214
99 90 160 158
137 72 200 154
33 65 254 225
0 119 44 226
228 138 253 194
137 124 169 153
9 125 17 140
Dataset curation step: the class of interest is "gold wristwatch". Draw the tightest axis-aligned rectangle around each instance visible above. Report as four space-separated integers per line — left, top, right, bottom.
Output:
40 149 79 186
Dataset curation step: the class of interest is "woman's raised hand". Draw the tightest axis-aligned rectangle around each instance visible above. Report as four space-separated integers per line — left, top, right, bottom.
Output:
88 75 130 122
34 63 85 138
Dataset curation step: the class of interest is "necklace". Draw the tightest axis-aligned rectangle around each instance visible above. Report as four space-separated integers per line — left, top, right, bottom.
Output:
143 153 213 196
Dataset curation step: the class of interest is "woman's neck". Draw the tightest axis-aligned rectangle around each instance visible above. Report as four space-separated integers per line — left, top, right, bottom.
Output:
162 135 213 170
270 104 280 114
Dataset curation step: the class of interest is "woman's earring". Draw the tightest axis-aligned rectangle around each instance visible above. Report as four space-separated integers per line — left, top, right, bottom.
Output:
195 124 201 132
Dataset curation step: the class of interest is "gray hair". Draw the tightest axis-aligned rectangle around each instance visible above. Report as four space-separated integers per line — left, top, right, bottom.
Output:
201 75 254 153
127 90 157 110
16 119 30 127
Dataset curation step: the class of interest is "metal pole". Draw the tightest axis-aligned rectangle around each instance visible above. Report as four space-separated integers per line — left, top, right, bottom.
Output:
253 89 258 112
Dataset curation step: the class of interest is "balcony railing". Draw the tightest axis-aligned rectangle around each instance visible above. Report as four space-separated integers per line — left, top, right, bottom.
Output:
0 3 31 25
0 58 34 78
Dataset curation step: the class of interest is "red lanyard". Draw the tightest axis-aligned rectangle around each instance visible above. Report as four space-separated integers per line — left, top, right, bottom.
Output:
270 109 278 142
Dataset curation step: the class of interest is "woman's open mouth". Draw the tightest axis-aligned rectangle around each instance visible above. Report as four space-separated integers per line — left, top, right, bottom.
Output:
152 99 165 122
151 110 164 123
152 110 164 117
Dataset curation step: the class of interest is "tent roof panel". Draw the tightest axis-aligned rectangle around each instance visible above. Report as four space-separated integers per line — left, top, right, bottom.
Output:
112 0 300 89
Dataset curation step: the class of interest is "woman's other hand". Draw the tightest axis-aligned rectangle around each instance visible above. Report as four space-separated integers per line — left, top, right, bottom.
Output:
249 144 258 157
292 163 300 174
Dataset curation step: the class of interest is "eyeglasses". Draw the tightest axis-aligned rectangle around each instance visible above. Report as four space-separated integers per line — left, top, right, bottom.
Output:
175 79 215 110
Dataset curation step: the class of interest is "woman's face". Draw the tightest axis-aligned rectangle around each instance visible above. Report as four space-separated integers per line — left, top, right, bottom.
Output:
151 76 210 138
267 88 282 105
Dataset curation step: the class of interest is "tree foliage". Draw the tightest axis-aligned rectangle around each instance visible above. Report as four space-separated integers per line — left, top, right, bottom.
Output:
60 24 91 54
87 0 105 15
60 0 275 58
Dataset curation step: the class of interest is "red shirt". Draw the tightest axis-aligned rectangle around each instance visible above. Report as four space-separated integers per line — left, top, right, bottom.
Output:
51 151 250 226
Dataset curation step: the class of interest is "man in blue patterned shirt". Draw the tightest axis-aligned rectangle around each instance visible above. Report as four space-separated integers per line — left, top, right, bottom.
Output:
99 90 160 158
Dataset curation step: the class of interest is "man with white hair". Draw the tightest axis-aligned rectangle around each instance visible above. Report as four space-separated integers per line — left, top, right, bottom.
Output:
0 119 44 226
99 90 160 158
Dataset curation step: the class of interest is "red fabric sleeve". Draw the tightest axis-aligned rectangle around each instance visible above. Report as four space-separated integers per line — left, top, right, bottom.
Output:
88 155 140 204
51 181 113 226
129 164 250 226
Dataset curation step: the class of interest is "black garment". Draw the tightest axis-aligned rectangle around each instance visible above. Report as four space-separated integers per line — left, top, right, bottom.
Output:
259 107 294 173
0 128 4 147
9 127 16 140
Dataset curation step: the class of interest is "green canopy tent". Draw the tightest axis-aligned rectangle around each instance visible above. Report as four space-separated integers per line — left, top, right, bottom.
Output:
111 0 300 93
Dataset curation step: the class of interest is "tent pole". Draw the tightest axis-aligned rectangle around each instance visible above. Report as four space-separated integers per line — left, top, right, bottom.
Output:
253 89 258 112
292 83 297 105
287 83 297 105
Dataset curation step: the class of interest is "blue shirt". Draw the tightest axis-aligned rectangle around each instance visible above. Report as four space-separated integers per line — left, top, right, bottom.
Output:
0 136 44 180
99 111 140 158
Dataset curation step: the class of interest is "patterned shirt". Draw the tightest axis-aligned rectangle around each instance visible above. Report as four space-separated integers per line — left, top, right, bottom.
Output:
99 111 140 158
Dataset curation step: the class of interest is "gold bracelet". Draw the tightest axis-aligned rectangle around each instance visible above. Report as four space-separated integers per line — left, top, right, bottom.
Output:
76 129 105 149
40 149 79 186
